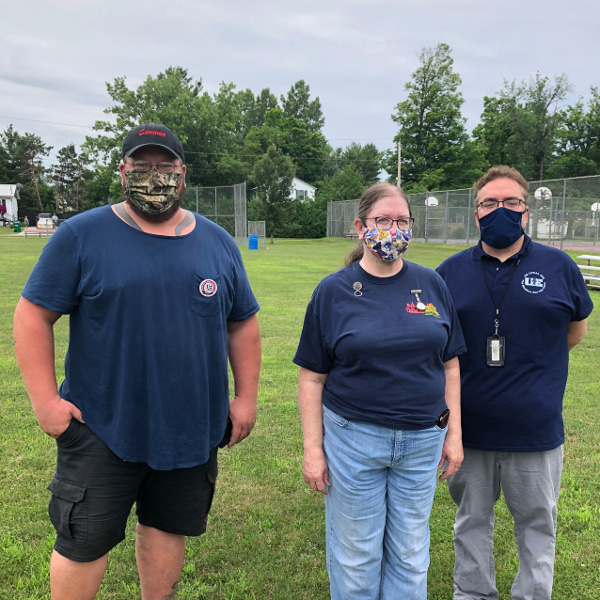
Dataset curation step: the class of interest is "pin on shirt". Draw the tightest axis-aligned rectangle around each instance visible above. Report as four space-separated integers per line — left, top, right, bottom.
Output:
353 282 363 296
410 289 426 311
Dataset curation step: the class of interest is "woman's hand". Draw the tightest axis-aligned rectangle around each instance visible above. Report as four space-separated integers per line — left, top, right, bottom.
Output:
303 446 330 494
298 367 330 494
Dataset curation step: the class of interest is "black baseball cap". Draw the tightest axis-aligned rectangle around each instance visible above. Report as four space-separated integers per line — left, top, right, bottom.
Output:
122 123 184 160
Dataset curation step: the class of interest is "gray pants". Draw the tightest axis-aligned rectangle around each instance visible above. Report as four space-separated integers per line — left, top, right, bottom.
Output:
448 447 563 600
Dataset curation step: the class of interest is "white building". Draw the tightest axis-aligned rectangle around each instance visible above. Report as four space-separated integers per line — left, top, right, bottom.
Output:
0 184 21 222
290 177 316 201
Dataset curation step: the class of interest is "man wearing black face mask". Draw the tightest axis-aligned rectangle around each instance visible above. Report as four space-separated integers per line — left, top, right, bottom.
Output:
14 123 261 600
436 166 593 600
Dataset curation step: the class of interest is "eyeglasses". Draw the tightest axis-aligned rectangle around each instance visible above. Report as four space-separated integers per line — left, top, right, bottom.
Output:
477 198 526 211
124 160 181 174
365 216 415 230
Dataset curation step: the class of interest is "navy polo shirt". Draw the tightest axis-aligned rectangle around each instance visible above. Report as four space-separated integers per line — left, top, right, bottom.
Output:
294 261 466 430
436 236 593 452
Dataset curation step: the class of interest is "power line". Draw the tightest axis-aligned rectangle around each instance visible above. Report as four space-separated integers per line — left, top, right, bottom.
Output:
0 115 94 129
0 115 395 143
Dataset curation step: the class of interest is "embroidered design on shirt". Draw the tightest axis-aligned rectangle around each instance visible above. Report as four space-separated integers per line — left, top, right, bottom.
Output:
353 282 363 296
521 272 546 294
200 279 218 297
424 303 441 318
406 302 441 317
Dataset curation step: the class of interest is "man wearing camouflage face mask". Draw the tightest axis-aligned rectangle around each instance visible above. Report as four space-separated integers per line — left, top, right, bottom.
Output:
14 123 261 599
119 123 187 224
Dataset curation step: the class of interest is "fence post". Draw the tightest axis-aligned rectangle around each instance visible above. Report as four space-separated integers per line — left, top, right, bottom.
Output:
425 193 429 243
560 179 566 250
466 189 472 245
443 191 449 244
195 185 199 213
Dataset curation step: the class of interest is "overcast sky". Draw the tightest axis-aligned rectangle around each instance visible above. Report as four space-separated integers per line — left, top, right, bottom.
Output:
1 0 599 167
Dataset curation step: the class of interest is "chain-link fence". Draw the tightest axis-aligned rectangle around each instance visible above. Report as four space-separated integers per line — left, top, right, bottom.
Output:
187 182 247 245
327 175 600 248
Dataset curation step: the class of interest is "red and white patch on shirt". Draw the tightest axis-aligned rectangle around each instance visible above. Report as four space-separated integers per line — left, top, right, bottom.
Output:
199 279 217 297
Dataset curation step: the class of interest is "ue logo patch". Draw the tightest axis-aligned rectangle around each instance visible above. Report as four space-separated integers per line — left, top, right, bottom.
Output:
521 271 546 294
199 279 217 297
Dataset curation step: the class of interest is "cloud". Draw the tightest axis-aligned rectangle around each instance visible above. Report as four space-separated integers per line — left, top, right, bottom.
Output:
1 0 599 160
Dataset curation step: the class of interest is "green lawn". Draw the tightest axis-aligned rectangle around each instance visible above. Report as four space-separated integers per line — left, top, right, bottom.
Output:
1 237 598 599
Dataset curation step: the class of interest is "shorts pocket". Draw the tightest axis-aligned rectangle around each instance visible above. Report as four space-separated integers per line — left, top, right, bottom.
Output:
198 452 218 533
48 477 87 542
191 272 221 317
55 418 80 446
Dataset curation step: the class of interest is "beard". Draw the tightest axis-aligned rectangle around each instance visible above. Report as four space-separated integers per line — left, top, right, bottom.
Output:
123 188 185 224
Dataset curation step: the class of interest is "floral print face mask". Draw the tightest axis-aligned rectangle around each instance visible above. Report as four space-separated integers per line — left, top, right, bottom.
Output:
363 225 411 262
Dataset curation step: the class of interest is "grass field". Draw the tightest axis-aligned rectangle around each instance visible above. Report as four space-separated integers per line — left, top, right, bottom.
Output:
0 237 598 599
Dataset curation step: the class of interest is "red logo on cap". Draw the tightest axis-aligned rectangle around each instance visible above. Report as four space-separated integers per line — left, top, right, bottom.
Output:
139 128 166 137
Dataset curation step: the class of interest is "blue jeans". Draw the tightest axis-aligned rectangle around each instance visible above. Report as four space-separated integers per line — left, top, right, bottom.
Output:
323 405 446 600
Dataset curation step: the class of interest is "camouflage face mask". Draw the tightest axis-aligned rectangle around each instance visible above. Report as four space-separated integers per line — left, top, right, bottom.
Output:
124 170 182 216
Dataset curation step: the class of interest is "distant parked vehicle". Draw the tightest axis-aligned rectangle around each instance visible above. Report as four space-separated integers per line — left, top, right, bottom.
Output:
37 213 54 229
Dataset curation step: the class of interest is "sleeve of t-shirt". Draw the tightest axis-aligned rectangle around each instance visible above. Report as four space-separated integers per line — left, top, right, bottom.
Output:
567 257 594 321
21 223 82 314
435 259 447 279
293 286 334 374
226 242 260 322
438 275 467 363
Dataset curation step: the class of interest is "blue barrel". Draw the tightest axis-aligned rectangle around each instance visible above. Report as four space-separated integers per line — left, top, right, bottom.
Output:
248 235 258 250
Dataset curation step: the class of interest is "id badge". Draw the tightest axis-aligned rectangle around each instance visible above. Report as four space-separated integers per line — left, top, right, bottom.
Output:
486 336 505 367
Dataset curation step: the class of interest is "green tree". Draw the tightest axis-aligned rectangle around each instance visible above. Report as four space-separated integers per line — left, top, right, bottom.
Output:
246 87 279 130
251 144 296 239
0 138 10 183
280 80 325 134
239 108 328 186
472 94 520 166
315 164 367 207
473 74 571 239
82 163 120 210
385 42 482 191
1 125 53 210
85 67 219 187
549 86 600 178
338 143 381 184
520 73 571 180
53 144 79 212
473 74 571 181
277 113 328 184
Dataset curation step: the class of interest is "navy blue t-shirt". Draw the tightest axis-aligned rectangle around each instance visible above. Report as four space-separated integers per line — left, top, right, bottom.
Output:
293 260 466 429
437 236 593 452
22 206 259 469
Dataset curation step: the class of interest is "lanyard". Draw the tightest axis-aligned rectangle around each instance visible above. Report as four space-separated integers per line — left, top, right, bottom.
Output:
480 256 521 336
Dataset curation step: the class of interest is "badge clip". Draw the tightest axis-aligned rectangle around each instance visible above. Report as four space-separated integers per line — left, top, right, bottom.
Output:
410 289 426 311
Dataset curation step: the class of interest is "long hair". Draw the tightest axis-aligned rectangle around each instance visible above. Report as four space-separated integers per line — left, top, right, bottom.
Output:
344 183 411 266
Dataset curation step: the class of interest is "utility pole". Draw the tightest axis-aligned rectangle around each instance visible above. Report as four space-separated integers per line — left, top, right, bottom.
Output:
397 142 401 187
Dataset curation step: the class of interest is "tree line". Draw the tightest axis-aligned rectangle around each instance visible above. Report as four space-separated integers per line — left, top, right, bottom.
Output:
2 43 600 236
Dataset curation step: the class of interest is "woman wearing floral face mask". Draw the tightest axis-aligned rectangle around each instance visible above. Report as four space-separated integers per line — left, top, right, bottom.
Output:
294 183 466 600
